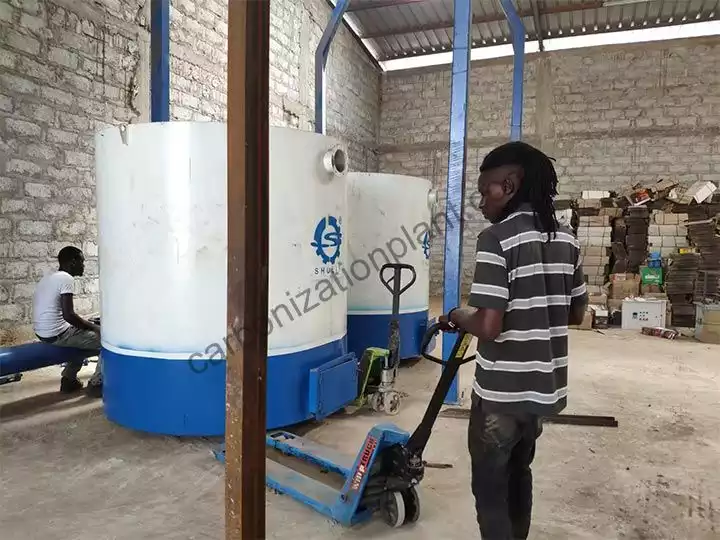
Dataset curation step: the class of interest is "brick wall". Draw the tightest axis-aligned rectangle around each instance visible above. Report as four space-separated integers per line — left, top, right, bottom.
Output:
378 37 720 294
0 0 145 342
169 0 227 122
266 0 381 171
169 0 380 170
0 0 380 341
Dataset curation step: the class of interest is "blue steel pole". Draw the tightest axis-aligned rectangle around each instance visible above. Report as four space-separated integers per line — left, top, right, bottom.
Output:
500 0 525 141
442 0 472 405
150 0 170 122
315 0 351 134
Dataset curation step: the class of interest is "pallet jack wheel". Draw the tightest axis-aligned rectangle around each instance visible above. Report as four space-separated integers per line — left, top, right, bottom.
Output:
381 491 405 528
383 391 401 416
401 487 420 524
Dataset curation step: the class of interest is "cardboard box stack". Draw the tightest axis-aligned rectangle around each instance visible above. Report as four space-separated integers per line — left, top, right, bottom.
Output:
686 205 720 301
571 285 609 330
665 252 700 327
578 215 611 286
608 273 640 300
565 181 720 331
624 206 650 273
576 193 615 286
668 181 718 206
607 273 640 320
696 270 720 304
648 210 688 257
611 215 628 273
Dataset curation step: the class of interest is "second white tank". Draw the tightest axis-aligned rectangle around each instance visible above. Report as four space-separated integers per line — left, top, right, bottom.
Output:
346 172 436 360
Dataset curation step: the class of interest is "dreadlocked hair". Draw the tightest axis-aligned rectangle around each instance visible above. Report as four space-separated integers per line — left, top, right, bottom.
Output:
480 141 559 238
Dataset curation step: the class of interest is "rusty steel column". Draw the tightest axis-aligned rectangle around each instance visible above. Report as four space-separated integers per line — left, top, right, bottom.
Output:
225 0 270 538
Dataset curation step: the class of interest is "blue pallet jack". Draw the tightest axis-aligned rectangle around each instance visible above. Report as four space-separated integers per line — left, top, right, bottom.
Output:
214 322 475 528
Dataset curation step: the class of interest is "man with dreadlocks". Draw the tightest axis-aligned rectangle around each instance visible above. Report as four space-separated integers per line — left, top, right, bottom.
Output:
439 141 588 539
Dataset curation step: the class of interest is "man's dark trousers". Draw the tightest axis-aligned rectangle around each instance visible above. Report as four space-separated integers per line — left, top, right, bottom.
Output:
468 394 543 539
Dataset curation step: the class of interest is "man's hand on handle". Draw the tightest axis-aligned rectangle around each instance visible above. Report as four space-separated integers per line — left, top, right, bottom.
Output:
438 308 460 332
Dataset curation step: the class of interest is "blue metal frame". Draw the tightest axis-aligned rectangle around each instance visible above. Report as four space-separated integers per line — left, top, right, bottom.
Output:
315 0 351 134
442 0 472 405
500 0 526 141
150 0 170 122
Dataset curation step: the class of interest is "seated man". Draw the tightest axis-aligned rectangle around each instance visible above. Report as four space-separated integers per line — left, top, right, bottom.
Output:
32 246 103 398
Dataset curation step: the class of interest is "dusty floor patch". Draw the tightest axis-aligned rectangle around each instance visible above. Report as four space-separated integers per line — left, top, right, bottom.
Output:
1 327 719 539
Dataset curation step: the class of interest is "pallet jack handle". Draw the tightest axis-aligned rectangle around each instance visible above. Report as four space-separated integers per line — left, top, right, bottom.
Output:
380 263 417 369
405 322 475 455
379 263 417 316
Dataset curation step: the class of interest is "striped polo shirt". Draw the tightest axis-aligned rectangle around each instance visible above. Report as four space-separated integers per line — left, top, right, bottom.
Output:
468 203 587 416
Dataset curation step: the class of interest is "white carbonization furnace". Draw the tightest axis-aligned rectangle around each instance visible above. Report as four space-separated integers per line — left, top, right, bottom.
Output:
346 173 436 362
95 122 357 436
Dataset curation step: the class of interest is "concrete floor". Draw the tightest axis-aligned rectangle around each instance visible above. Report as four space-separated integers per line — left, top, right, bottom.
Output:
1 328 719 539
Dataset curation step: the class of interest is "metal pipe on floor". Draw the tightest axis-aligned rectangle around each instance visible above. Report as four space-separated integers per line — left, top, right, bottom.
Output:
442 0 472 405
150 0 170 122
500 0 526 141
439 408 619 427
315 0 351 134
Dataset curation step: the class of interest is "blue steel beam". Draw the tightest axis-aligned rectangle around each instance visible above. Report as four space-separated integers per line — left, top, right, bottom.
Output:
500 0 526 141
150 0 170 122
315 0 351 134
442 0 472 405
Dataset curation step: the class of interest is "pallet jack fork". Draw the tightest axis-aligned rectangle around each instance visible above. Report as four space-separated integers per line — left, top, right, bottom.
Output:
214 323 474 528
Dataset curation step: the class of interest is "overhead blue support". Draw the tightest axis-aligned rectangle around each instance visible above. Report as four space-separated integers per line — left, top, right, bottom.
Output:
500 0 525 141
150 0 170 122
442 0 472 406
315 0 351 134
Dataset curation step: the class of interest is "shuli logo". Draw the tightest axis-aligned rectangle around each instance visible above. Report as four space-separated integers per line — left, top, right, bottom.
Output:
311 215 342 264
422 231 430 260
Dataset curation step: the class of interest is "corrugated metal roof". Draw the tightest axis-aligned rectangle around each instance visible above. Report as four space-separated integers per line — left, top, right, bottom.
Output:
342 0 719 61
